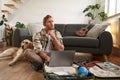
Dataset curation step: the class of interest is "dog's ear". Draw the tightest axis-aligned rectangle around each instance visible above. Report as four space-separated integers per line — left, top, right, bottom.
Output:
29 42 33 49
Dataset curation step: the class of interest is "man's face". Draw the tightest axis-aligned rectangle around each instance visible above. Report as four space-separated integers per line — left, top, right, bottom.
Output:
45 17 54 30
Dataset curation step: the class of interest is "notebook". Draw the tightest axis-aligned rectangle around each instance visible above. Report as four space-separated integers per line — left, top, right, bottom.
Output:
48 50 75 67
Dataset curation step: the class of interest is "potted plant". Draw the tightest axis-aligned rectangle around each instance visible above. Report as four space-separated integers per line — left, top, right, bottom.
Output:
15 22 25 28
4 23 13 46
83 4 108 24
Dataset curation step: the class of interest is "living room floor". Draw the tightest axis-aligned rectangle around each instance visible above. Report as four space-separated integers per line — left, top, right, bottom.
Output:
0 47 120 80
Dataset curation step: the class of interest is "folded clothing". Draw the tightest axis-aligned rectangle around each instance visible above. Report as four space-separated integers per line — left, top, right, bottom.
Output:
44 64 77 75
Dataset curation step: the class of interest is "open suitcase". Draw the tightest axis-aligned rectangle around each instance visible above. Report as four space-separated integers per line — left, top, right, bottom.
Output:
43 71 94 80
43 65 95 80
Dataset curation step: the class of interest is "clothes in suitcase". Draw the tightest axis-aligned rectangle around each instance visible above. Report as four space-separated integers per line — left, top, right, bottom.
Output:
43 64 94 80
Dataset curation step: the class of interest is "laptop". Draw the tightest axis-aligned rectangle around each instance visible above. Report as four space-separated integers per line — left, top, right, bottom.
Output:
47 50 75 67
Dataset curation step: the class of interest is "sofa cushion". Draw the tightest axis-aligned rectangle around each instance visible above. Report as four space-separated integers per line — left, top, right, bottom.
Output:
19 28 30 36
63 36 99 48
86 23 109 38
28 22 43 35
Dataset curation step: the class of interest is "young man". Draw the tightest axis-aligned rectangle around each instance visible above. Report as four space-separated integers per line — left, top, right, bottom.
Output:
24 15 64 71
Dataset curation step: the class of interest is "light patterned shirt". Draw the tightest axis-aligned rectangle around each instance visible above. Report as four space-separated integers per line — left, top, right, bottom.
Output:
32 28 64 53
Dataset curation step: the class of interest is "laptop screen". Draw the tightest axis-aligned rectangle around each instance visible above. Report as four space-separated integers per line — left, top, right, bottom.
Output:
48 50 75 67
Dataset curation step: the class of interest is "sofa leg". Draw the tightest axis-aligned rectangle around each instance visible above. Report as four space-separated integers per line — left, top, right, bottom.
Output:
103 54 109 62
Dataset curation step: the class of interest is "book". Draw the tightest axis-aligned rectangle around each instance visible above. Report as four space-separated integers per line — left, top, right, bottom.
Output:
89 66 120 77
89 62 120 78
96 62 120 72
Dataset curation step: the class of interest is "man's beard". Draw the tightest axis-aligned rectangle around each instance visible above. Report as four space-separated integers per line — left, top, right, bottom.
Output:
48 27 54 30
49 28 54 30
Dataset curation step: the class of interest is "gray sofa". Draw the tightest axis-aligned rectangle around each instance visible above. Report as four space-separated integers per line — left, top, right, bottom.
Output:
12 24 113 56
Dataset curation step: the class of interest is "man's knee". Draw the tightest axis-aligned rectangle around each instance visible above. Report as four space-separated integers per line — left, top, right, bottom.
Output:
24 49 33 56
24 49 34 60
25 49 32 53
24 49 43 63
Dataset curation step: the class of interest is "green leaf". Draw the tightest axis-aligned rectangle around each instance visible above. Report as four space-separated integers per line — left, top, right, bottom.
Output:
0 20 4 26
91 5 95 9
95 4 101 9
98 12 108 21
85 12 94 19
83 7 90 13
15 22 25 28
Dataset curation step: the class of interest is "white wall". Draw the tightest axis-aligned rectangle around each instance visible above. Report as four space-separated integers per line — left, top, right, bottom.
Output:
9 0 103 25
0 0 4 41
0 0 1 16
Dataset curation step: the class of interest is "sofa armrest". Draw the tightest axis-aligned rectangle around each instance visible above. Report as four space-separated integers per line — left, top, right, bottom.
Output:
97 31 113 54
12 28 32 47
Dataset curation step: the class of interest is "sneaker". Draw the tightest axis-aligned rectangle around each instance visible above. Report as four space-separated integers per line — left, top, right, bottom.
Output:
30 61 43 71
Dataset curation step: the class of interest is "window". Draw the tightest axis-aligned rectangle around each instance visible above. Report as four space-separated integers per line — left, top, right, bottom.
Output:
105 0 120 17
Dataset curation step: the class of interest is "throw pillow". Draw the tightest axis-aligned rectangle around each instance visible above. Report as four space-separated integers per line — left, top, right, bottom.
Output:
28 22 44 35
75 27 88 37
86 23 110 38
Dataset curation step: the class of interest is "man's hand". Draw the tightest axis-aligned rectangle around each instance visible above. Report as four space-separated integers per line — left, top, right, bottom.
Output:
47 30 64 51
48 31 56 40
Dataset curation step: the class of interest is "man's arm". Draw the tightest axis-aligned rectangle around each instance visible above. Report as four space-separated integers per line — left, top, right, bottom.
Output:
32 32 43 53
49 31 64 51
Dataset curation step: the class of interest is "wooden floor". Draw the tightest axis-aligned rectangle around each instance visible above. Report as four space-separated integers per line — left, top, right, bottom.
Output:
0 48 44 80
0 47 120 80
0 60 44 80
